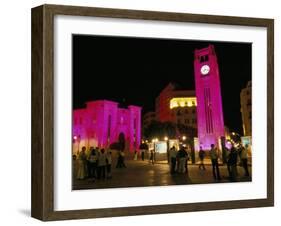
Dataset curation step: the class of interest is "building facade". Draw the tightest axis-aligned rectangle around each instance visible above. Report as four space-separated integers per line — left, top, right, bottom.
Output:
240 81 252 136
73 100 141 153
194 45 225 150
155 83 197 128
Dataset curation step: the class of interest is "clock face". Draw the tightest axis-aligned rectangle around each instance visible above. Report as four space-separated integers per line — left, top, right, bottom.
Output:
200 65 210 75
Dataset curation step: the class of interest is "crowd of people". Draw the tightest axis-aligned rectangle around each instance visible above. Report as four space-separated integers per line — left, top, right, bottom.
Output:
74 146 113 181
168 143 251 182
73 142 251 183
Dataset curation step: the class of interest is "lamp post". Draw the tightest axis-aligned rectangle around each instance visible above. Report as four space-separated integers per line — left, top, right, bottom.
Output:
151 138 158 164
73 135 81 155
164 136 169 163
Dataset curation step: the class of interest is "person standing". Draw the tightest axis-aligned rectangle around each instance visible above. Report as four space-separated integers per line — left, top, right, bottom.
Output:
76 146 87 180
97 149 107 179
169 146 177 174
198 146 206 170
141 149 145 161
177 146 187 173
106 150 112 179
88 147 98 181
116 151 122 168
134 150 138 160
227 146 238 181
184 147 189 175
150 149 155 165
209 144 221 180
240 144 250 176
120 150 126 168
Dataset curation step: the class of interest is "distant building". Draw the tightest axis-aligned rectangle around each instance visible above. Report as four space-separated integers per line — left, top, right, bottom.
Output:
73 100 141 153
240 81 252 136
143 111 156 128
155 83 197 128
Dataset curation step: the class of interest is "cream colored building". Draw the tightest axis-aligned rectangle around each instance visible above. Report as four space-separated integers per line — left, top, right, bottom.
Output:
155 83 197 128
240 81 252 136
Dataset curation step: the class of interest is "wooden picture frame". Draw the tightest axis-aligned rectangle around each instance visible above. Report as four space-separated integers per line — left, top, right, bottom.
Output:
31 4 274 221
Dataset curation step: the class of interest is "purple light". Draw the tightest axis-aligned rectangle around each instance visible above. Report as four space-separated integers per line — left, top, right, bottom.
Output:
194 45 225 150
73 100 141 151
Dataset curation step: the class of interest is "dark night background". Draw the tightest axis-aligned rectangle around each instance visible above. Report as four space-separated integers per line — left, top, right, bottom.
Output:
72 35 251 134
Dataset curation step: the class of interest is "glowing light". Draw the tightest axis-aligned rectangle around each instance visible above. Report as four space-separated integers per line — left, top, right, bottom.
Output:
225 140 232 149
164 136 168 141
182 136 186 141
73 100 141 151
170 97 197 109
194 45 225 150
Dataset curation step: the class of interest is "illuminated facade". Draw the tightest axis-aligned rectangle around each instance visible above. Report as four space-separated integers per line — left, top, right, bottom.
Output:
194 45 225 150
240 81 252 136
155 83 197 127
73 100 141 153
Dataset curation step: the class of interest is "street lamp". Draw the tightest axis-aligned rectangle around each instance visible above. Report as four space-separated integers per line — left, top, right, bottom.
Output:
182 135 186 141
164 136 169 163
73 135 81 154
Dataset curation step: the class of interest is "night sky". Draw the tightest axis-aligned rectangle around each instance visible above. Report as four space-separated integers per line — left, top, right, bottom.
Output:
72 35 251 134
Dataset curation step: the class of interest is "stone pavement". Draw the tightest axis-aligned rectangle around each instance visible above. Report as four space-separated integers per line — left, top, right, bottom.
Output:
72 158 252 190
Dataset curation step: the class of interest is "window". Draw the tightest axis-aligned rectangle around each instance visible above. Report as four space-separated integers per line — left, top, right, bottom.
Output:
184 109 188 114
177 119 181 124
200 55 209 63
177 109 181 116
192 109 196 114
184 118 189 124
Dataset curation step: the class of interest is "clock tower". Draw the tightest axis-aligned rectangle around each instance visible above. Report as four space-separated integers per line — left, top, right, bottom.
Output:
194 45 225 150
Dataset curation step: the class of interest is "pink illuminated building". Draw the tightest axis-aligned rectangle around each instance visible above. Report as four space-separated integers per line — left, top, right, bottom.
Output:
73 100 141 153
194 45 225 150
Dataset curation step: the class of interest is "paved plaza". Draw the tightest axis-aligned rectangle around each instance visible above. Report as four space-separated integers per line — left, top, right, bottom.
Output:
73 156 252 190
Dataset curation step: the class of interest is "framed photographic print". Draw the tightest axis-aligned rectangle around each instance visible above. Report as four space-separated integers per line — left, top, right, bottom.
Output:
31 4 274 221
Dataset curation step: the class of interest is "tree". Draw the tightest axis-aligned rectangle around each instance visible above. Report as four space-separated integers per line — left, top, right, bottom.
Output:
143 120 177 141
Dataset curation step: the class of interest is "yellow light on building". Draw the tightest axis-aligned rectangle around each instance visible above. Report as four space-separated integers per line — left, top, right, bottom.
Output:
170 97 197 109
164 136 168 141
